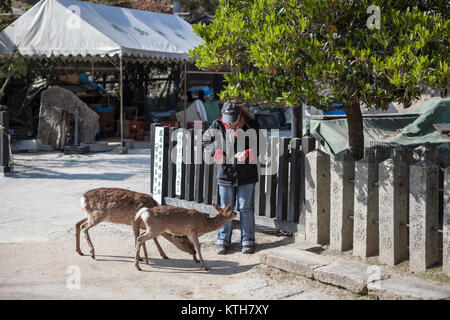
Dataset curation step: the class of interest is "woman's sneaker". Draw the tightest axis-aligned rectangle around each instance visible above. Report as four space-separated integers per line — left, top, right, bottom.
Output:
242 245 255 254
216 244 228 255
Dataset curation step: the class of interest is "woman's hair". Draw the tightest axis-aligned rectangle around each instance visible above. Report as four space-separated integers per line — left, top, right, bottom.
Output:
240 107 255 122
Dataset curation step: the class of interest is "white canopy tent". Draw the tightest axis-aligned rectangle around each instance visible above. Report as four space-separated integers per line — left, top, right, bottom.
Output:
0 0 202 144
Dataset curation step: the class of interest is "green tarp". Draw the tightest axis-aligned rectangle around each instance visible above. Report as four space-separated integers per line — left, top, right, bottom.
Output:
309 98 450 156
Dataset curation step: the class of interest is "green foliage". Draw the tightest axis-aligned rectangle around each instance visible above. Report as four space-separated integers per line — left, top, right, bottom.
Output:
0 2 28 103
192 0 449 110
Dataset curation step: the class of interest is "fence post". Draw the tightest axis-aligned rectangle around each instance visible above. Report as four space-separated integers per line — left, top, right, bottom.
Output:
329 151 355 251
167 127 176 198
152 126 169 205
288 138 302 223
193 128 204 203
301 136 316 224
203 148 214 205
444 166 450 276
409 161 440 272
305 149 330 245
353 153 379 258
149 123 157 194
175 129 186 199
276 137 290 221
184 129 195 201
265 136 278 218
378 146 412 266
0 111 10 176
254 163 266 217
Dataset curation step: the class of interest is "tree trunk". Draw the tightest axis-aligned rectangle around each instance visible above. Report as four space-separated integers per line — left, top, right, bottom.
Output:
291 105 302 139
346 102 364 160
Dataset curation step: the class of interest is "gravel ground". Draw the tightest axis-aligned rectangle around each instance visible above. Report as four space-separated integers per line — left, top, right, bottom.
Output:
0 149 365 300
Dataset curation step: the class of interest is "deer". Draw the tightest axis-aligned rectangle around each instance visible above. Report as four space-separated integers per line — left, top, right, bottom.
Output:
134 203 237 271
75 188 198 263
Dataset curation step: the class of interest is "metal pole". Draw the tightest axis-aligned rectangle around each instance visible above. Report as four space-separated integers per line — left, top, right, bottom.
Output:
183 62 187 127
120 57 124 147
74 106 79 146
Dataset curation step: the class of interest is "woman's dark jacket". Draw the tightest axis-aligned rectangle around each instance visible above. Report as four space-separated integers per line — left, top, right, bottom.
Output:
202 118 260 187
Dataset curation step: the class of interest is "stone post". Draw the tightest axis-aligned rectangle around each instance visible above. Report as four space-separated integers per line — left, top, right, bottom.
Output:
353 154 379 258
409 161 440 272
378 157 409 266
444 167 450 276
329 151 355 251
305 150 330 245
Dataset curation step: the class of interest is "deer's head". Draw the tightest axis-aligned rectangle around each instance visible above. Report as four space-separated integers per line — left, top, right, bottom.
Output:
212 204 237 221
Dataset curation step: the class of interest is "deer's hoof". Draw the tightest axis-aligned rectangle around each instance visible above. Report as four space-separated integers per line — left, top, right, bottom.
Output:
137 257 143 262
76 250 83 256
135 263 142 271
90 255 96 260
202 265 211 271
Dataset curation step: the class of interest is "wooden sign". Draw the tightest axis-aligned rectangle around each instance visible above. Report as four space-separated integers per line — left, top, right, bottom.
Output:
175 130 184 196
152 126 165 204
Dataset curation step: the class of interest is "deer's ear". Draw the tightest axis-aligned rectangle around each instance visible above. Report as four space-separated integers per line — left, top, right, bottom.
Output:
212 203 221 213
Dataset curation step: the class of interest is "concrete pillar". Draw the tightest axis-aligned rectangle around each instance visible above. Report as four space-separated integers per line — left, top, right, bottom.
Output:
444 167 450 276
353 155 379 258
409 161 440 272
378 158 409 266
305 150 330 245
329 151 355 251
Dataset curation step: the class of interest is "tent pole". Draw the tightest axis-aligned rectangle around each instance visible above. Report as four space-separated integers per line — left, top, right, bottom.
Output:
120 57 124 147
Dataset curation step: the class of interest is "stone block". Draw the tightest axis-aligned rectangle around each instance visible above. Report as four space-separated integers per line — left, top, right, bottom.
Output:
305 150 330 245
444 167 450 276
378 158 409 266
409 161 440 272
368 276 450 300
353 158 379 258
259 246 332 279
329 152 355 251
313 260 389 294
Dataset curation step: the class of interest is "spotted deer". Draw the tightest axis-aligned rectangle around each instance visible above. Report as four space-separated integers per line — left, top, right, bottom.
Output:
134 204 237 271
75 188 198 263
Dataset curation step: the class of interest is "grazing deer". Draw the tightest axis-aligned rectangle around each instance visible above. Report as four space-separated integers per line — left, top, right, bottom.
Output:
75 188 198 263
135 204 237 271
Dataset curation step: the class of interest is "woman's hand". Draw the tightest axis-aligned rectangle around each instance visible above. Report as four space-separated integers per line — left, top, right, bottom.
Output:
214 149 226 164
234 151 247 162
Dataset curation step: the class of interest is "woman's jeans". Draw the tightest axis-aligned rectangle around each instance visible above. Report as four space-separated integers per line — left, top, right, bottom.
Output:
217 183 256 247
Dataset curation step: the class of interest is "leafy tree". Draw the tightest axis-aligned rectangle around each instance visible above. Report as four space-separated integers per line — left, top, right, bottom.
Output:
192 0 449 159
183 0 218 19
0 0 28 109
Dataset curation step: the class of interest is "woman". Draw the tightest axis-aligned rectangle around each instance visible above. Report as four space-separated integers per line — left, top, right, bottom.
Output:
202 102 259 254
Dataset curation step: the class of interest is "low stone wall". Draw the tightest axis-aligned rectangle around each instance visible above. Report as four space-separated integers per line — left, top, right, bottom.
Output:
305 142 449 275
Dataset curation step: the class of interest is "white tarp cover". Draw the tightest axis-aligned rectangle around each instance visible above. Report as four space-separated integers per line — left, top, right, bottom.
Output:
0 0 202 61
